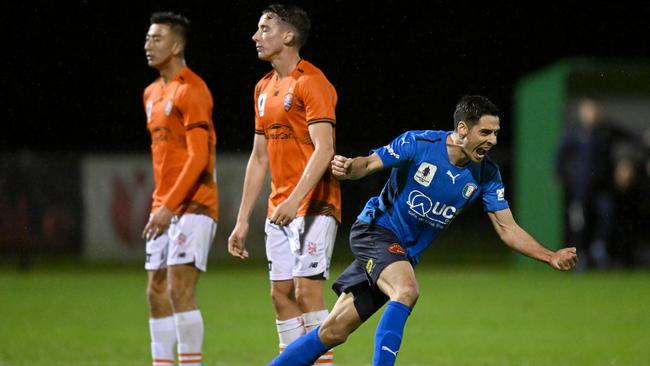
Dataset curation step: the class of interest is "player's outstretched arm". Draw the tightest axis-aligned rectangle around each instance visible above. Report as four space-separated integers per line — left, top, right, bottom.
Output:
331 153 384 181
487 208 577 271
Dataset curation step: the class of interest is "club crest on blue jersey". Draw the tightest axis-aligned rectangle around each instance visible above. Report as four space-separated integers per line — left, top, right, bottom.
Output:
414 162 436 187
462 183 477 199
283 93 293 111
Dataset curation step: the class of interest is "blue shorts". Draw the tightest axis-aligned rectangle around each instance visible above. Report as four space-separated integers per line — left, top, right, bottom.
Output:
332 220 410 321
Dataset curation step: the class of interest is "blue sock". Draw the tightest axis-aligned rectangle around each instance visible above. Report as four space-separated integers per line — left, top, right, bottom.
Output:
373 300 412 366
268 327 329 366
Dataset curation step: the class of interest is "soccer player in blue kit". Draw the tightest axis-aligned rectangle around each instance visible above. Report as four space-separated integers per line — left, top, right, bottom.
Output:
268 95 578 366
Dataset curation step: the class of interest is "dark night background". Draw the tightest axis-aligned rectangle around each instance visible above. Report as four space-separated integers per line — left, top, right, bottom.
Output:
5 1 650 155
2 1 650 264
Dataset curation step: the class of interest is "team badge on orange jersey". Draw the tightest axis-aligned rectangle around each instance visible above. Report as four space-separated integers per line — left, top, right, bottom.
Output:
164 100 173 116
388 243 406 255
283 93 293 111
146 100 153 122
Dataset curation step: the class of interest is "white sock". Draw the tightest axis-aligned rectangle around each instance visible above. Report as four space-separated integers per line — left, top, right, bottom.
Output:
276 316 305 352
303 310 333 365
149 316 177 366
174 310 204 365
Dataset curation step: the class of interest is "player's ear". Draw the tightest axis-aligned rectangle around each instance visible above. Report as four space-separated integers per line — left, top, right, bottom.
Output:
457 121 468 138
171 40 185 57
283 29 296 46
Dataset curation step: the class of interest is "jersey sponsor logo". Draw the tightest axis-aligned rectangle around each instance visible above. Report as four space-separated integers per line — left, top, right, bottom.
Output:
283 93 293 111
258 93 267 117
164 100 173 116
388 243 405 255
384 144 400 160
407 190 457 224
309 262 319 268
146 100 153 122
446 170 461 184
267 123 294 140
365 259 375 275
462 183 477 199
414 163 436 187
496 188 505 201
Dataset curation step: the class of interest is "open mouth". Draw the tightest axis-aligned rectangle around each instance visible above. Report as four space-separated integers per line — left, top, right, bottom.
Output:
476 147 488 158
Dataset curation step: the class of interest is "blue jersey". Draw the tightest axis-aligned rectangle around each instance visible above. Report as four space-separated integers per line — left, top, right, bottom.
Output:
357 130 509 265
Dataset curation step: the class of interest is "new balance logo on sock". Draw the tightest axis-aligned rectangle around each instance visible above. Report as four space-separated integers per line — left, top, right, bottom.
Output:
381 345 399 357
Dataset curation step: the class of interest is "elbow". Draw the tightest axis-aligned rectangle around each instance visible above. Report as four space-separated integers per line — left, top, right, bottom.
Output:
190 152 209 169
251 151 269 168
497 230 517 249
318 144 335 160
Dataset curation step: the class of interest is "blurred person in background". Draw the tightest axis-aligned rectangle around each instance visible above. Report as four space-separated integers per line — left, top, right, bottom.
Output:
610 127 650 268
227 4 340 365
555 96 635 270
142 12 219 366
268 95 577 366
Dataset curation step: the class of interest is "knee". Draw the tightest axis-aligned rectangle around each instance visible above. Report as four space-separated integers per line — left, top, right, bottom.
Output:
169 284 193 307
146 281 169 310
294 285 316 309
270 286 294 308
393 284 419 308
317 321 349 347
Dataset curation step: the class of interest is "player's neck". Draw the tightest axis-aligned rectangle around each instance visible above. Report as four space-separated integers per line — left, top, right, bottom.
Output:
446 132 470 167
271 51 301 80
159 58 186 84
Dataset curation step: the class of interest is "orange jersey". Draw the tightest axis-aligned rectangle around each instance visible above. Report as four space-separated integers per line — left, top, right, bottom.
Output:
254 60 341 222
143 67 219 221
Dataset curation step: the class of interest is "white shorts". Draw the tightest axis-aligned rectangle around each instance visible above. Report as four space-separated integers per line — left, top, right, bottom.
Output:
145 214 217 272
265 215 338 281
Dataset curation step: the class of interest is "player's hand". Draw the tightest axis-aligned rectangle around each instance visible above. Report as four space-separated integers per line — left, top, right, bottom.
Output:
549 247 578 271
228 222 250 259
270 199 299 226
142 206 174 241
331 155 352 180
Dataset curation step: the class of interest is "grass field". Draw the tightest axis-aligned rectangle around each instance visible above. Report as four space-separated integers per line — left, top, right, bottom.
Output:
1 262 649 366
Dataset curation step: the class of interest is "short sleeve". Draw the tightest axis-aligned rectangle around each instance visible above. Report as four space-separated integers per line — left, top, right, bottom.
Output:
371 131 417 169
481 169 510 212
299 75 337 124
176 84 213 130
253 83 265 134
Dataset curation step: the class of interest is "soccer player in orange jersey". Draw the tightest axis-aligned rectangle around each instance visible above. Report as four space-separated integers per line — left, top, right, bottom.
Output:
142 12 218 366
228 4 340 365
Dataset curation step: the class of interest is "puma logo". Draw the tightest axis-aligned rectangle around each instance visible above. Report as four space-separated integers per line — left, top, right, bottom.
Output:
381 345 399 357
446 170 460 184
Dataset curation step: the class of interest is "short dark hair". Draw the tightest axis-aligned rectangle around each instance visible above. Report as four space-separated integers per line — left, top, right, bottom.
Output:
150 11 191 44
453 95 500 129
263 4 311 48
